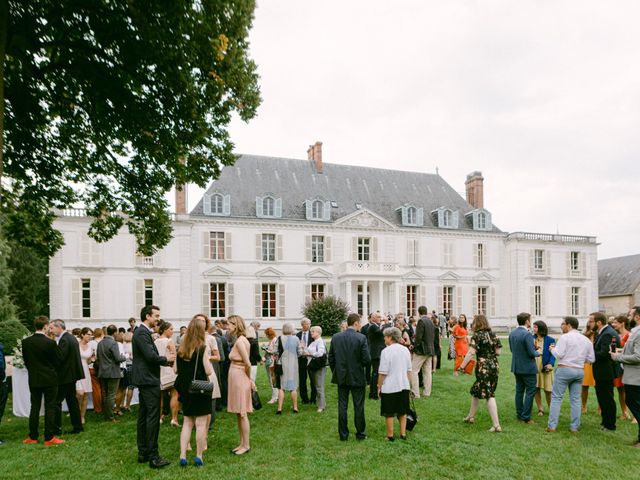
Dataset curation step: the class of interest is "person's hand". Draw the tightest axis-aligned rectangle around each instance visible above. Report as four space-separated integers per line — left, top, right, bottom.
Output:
548 344 555 352
166 350 176 362
251 381 257 392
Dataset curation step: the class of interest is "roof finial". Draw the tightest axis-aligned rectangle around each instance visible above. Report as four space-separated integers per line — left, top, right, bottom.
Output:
436 166 439 176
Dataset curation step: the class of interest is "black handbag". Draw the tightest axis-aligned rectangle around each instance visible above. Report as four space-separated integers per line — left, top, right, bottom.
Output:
252 390 262 410
406 398 418 431
308 353 328 371
188 348 213 395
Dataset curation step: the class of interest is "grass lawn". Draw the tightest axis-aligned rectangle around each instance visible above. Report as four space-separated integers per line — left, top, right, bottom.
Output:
1 340 638 480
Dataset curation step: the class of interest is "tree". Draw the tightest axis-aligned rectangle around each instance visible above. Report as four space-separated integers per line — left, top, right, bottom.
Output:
0 0 261 256
302 296 349 337
0 229 18 323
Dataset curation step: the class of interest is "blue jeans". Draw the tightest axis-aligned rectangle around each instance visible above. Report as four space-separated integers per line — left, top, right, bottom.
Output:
547 367 583 431
514 373 537 421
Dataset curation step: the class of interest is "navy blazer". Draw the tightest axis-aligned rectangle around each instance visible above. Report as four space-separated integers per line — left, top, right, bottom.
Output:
539 336 556 368
132 324 168 387
593 325 620 382
367 323 386 360
509 326 539 375
329 328 371 387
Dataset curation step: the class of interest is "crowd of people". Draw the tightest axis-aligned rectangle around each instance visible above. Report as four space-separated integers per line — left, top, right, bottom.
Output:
3 304 639 466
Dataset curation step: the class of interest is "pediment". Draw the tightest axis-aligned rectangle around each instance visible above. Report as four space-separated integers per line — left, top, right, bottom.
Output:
255 267 284 278
202 266 233 277
334 208 395 230
438 271 461 282
305 268 333 280
402 270 426 281
473 272 495 282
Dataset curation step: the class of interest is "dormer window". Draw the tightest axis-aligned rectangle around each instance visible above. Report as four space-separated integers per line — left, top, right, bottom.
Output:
256 194 282 218
312 200 323 219
397 204 424 227
305 198 330 221
465 208 492 231
478 212 487 229
407 207 416 225
432 207 459 229
203 193 230 216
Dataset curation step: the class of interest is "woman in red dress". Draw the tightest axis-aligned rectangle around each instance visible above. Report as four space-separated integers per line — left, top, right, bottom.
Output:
452 315 469 376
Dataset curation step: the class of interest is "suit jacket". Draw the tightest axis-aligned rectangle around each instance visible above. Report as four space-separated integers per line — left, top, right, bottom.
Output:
617 327 640 386
132 324 168 387
22 333 60 388
96 336 126 379
367 323 386 360
593 325 620 382
509 326 539 375
0 342 6 382
57 331 85 384
296 330 312 360
329 328 371 387
414 315 435 356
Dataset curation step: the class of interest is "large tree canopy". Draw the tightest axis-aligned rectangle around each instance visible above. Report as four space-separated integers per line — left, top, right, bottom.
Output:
0 0 260 256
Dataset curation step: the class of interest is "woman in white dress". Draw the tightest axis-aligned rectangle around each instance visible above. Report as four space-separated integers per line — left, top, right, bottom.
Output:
75 328 94 425
155 321 179 426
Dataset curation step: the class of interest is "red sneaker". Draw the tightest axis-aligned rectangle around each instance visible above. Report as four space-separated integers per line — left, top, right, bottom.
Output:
23 438 39 444
44 436 65 446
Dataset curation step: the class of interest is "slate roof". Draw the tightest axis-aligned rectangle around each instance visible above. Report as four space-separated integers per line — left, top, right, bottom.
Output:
191 154 500 231
598 254 640 296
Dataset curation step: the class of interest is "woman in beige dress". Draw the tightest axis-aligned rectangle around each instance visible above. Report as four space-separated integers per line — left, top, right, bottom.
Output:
155 321 179 426
226 315 255 455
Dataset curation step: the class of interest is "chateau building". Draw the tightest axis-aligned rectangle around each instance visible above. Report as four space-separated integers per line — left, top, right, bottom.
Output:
49 142 598 330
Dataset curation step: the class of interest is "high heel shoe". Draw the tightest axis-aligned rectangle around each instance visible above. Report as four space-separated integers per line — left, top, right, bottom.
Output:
170 420 181 427
276 410 282 415
194 457 204 466
489 425 502 433
463 415 476 424
179 458 188 467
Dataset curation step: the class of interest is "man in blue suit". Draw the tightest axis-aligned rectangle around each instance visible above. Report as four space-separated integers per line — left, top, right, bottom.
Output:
509 312 540 423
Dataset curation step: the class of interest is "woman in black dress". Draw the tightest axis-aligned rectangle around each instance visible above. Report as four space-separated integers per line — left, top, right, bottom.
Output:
459 314 503 432
175 315 213 466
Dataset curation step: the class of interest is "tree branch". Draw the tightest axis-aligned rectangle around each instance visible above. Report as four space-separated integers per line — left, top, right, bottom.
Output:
0 0 9 185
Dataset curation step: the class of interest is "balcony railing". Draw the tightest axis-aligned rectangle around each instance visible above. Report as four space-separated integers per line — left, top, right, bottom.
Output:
338 261 399 276
507 232 596 244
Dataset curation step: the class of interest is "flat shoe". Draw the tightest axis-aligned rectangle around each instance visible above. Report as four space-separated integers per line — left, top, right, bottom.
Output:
537 410 544 416
489 426 502 433
234 448 250 455
463 416 475 424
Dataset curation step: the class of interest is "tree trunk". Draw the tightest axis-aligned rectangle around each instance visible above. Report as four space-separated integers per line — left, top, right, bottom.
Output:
0 0 8 186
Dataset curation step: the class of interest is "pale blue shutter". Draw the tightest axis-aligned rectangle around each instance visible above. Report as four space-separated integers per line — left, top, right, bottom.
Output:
305 200 313 220
323 201 331 221
274 198 282 218
416 208 424 227
255 196 263 217
223 195 231 216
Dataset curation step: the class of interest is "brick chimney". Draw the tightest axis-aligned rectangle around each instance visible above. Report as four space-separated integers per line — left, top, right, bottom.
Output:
307 141 323 174
465 171 484 209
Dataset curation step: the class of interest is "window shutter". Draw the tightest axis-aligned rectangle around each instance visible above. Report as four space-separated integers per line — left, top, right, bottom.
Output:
452 211 459 228
484 244 489 269
580 288 587 317
154 278 162 310
420 285 427 307
91 241 101 266
400 284 407 315
222 194 231 216
490 286 496 317
437 287 443 314
416 208 424 227
304 283 311 303
472 287 478 316
325 236 332 263
81 236 90 265
407 239 415 266
256 234 262 261
278 284 286 318
90 277 101 320
224 232 232 261
580 252 587 277
352 237 358 260
371 237 378 261
226 283 234 316
135 279 145 316
540 286 545 317
255 196 263 217
473 243 478 268
437 210 443 227
203 232 210 259
530 286 536 315
529 250 535 275
305 235 312 262
276 234 283 261
566 287 572 315
414 239 420 266
202 283 210 316
401 207 408 225
203 195 212 215
305 200 313 220
566 252 571 276
71 279 81 318
255 284 262 318
327 283 334 297
274 198 282 218
456 286 463 315
323 201 331 221
545 250 551 275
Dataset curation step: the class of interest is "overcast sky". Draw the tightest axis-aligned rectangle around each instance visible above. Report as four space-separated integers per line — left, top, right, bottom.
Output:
182 0 639 260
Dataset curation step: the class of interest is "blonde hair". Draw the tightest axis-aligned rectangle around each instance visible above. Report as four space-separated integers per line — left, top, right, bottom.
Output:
310 325 322 336
178 315 206 360
227 315 246 337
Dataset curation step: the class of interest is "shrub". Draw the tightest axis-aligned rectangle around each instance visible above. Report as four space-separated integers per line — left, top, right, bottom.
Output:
0 319 30 355
302 296 348 337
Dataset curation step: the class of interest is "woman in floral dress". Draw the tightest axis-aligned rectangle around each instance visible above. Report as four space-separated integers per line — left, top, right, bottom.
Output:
459 314 503 432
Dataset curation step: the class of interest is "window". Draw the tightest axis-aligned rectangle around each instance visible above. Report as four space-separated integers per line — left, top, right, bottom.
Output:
534 250 544 271
263 197 275 217
262 234 276 262
311 235 324 263
478 212 487 230
570 252 580 272
209 232 225 260
82 279 91 318
209 283 226 318
407 239 419 266
144 279 153 306
476 243 485 268
357 237 370 261
311 284 325 300
477 287 487 315
407 207 416 225
406 285 418 318
571 287 580 316
443 242 454 267
211 194 224 215
357 284 370 316
261 284 277 317
533 286 542 316
443 210 452 227
311 200 323 220
442 286 453 316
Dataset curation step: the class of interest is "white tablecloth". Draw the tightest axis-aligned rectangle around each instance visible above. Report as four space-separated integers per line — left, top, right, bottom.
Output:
12 368 138 417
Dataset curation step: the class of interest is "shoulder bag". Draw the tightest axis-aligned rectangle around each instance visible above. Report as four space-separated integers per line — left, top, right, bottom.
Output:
188 347 213 395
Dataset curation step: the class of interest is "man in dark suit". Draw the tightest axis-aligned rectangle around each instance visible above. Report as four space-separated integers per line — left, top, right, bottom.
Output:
96 324 126 422
410 306 435 398
49 319 84 435
367 312 386 399
592 311 620 431
329 313 371 441
296 318 316 404
508 312 540 423
21 316 63 445
132 305 175 469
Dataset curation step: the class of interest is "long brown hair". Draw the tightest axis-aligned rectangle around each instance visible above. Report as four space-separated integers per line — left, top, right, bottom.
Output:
472 314 491 332
178 315 206 360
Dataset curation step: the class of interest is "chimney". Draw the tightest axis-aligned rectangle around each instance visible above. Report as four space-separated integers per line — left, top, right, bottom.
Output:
175 157 187 215
307 140 323 174
465 171 484 209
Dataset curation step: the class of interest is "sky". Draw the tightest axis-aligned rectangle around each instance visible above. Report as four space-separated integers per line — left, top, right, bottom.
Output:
180 0 640 260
